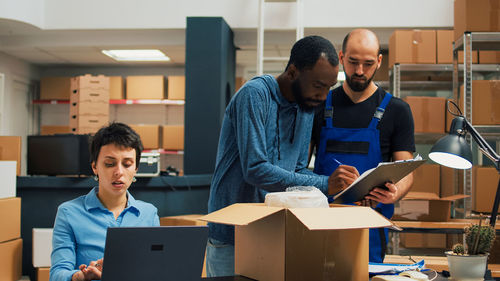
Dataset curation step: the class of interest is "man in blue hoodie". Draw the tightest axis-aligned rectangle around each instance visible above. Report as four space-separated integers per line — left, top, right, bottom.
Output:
206 35 344 277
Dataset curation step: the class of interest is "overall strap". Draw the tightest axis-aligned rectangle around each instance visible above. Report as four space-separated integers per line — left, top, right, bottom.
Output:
369 93 393 129
324 90 334 128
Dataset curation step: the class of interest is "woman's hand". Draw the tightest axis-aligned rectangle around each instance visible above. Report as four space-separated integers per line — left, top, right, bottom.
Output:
72 258 103 281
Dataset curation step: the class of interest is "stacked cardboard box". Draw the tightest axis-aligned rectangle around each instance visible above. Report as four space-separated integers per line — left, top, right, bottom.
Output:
162 125 184 150
473 166 500 213
167 76 185 100
128 124 162 150
69 75 110 134
33 228 53 281
0 196 22 281
0 136 22 176
126 76 166 99
40 77 71 100
459 81 500 125
404 96 446 133
454 0 500 41
109 76 124 100
389 30 436 68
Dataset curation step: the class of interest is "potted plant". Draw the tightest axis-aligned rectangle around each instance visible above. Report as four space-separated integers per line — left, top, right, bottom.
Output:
446 217 496 280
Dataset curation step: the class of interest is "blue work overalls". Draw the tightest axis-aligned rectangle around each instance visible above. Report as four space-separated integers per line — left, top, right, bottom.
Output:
314 90 394 263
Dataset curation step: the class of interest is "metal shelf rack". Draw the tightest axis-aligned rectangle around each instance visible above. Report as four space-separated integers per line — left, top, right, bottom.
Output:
452 32 500 218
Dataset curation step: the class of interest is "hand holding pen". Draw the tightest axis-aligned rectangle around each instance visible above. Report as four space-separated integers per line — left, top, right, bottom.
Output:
326 159 360 195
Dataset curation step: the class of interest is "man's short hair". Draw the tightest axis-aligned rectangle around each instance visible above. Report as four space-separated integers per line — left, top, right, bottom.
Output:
90 122 143 167
286 35 339 71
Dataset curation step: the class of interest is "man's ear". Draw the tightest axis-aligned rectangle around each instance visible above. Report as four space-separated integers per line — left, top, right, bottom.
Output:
339 50 345 66
377 53 382 69
287 64 299 80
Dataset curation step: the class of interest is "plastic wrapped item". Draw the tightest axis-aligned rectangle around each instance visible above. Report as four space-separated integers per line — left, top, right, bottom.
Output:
264 186 329 208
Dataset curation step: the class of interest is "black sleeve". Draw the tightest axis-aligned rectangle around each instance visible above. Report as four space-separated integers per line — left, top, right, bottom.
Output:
390 99 416 153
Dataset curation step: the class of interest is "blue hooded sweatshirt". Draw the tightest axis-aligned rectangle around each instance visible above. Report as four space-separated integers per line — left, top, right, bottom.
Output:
207 74 329 244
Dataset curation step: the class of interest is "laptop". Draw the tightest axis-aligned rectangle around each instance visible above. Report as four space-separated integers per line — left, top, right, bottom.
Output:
101 226 208 281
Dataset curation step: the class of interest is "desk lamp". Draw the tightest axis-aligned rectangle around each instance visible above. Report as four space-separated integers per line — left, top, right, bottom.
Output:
429 101 500 227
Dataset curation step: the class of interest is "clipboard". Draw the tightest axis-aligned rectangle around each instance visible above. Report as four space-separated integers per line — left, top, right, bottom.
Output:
333 158 427 204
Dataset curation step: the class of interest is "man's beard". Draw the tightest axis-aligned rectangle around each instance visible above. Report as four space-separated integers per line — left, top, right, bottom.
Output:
344 68 377 92
291 79 321 112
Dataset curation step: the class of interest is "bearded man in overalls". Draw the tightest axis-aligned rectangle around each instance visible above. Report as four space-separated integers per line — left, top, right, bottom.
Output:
312 29 416 263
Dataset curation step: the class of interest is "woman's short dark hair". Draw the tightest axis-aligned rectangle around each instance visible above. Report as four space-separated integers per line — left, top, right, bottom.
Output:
90 122 143 167
286 35 339 71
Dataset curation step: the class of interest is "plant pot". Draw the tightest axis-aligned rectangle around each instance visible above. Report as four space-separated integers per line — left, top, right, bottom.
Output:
446 251 488 280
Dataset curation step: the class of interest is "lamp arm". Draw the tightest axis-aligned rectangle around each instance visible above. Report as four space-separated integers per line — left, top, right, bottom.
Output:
464 119 500 171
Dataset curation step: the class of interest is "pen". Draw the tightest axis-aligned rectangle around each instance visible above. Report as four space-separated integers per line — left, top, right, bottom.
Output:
333 158 343 166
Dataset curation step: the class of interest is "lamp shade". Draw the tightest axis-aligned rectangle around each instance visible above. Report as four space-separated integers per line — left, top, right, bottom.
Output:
429 134 473 169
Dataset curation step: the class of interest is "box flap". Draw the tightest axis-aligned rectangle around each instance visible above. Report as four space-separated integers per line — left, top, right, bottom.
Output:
440 194 469 201
288 206 392 230
200 203 284 226
402 192 440 200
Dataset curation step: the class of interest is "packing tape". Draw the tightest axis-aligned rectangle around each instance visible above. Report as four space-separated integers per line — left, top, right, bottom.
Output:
412 30 423 63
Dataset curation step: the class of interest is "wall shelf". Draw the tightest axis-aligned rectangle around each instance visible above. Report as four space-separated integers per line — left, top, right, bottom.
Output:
32 99 185 105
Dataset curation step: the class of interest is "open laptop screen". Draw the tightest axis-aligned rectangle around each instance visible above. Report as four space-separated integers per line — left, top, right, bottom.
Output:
101 226 208 281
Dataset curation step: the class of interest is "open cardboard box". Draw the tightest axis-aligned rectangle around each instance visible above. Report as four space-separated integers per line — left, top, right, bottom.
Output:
394 192 468 221
201 203 394 281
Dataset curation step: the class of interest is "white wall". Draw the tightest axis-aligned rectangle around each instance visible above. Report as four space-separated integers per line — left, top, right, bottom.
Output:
0 51 40 175
1 0 453 30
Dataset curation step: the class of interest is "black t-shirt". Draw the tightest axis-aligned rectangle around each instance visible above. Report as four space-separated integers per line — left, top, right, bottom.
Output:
312 85 415 162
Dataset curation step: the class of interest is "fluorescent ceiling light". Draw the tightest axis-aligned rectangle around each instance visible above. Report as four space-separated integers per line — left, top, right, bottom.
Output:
102 49 170 61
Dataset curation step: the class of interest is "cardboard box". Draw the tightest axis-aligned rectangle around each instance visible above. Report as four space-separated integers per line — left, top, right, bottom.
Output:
400 233 446 248
479 51 500 64
394 192 467 221
126 76 166 100
459 80 500 125
388 30 437 68
235 77 246 93
37 267 50 281
40 77 71 100
454 0 500 41
436 30 454 64
0 136 22 176
69 100 109 116
473 166 500 213
71 74 109 90
69 115 108 134
40 125 71 135
70 88 110 103
404 96 446 133
70 126 104 135
411 164 440 196
129 124 161 149
32 228 53 268
0 197 21 243
109 76 124 100
458 50 479 64
160 214 207 226
440 166 463 198
202 203 392 281
0 238 22 281
162 125 184 150
167 76 185 100
0 161 16 199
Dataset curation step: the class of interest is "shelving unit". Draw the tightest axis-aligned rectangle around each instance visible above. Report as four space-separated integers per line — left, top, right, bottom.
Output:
32 99 185 105
452 32 500 218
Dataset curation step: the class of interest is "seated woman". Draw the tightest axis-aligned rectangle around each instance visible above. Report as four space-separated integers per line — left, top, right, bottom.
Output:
50 123 160 281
